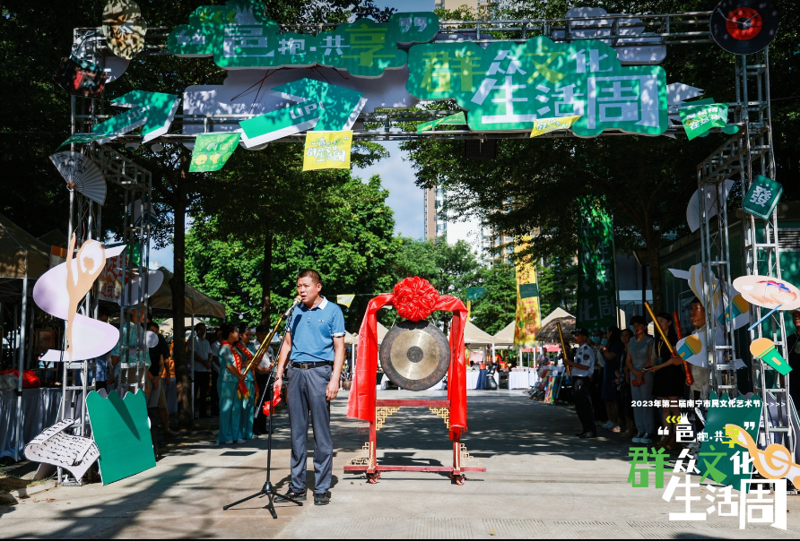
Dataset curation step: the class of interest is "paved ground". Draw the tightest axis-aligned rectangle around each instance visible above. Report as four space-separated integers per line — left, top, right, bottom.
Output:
2 389 800 538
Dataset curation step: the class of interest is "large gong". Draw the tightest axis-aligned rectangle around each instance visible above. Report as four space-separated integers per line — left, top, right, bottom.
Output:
379 320 450 391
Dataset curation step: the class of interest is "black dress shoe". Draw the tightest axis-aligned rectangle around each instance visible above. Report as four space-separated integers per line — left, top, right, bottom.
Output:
277 489 306 501
577 431 597 438
314 491 331 505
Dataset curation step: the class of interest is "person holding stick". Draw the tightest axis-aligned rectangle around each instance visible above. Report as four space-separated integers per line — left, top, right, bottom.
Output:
565 328 597 439
646 312 685 451
273 269 346 506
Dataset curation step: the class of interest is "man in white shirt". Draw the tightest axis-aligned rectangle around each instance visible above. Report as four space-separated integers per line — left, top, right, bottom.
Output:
565 328 597 438
192 323 212 419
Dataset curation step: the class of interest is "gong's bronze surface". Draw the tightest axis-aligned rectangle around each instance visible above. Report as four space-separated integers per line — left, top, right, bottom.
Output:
379 320 450 391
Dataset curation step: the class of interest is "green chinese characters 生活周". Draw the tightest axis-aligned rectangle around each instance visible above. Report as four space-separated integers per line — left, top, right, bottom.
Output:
406 36 668 136
167 0 438 77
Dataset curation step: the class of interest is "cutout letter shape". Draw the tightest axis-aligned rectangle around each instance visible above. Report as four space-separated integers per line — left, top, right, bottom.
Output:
86 389 156 485
24 418 100 482
407 36 668 136
33 243 125 362
168 1 438 76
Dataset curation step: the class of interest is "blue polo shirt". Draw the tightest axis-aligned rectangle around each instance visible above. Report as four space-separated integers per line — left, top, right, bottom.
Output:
287 297 346 363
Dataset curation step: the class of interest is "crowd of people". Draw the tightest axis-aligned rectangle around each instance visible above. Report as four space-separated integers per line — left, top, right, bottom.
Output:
188 322 278 445
554 297 714 450
96 313 281 457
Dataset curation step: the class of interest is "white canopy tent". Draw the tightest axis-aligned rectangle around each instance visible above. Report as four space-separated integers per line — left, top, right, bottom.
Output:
540 307 574 329
462 321 494 345
492 321 515 348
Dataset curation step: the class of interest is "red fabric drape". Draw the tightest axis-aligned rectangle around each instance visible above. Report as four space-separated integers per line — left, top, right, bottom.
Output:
345 294 468 440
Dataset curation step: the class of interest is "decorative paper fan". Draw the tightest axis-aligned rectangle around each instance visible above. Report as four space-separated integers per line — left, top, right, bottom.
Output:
49 152 107 205
732 275 800 311
102 0 147 60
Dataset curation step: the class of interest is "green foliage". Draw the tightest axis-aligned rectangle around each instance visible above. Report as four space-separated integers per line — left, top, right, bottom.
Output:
379 237 482 328
537 258 578 317
186 174 397 332
469 264 516 335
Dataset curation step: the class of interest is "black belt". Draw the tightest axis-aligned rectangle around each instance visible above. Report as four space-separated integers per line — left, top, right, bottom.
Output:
291 361 333 370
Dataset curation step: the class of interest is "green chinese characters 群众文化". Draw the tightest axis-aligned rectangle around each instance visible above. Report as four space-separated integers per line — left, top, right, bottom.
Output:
406 36 668 137
167 0 438 77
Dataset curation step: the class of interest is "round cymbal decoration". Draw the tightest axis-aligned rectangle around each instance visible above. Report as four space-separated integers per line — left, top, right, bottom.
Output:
102 0 147 60
710 0 778 55
380 320 450 391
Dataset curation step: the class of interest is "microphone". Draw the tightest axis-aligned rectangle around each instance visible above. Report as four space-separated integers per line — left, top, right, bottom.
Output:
284 296 302 318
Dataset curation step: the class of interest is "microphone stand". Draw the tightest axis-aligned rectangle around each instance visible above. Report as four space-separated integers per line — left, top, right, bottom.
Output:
222 306 302 518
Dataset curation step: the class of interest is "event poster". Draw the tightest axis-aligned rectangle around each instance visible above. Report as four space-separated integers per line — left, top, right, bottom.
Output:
577 203 617 331
303 131 353 171
189 132 240 172
514 236 542 347
679 103 728 140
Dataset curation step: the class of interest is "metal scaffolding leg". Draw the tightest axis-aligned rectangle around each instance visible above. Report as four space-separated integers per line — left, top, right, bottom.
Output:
696 47 793 459
736 50 794 454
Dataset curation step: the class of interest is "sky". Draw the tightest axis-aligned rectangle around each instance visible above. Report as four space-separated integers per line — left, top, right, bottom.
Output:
149 142 422 271
355 142 423 240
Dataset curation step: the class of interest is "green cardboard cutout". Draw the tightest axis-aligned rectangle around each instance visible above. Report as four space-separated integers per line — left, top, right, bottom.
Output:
239 78 364 147
407 36 668 136
417 111 467 133
168 0 438 77
190 132 240 172
86 390 156 485
90 91 180 145
679 103 729 140
742 175 783 221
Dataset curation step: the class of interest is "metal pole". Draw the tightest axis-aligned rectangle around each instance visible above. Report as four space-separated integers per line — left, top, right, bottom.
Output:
14 260 28 462
191 314 195 420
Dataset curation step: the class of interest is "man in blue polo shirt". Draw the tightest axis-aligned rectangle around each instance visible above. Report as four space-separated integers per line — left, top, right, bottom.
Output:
273 269 345 506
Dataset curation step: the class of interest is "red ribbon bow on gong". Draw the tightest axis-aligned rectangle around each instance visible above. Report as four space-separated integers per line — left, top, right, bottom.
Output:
345 277 469 440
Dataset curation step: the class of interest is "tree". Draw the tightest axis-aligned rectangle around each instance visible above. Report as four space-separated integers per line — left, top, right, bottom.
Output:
0 0 104 235
187 174 397 332
380 237 481 330
469 264 516 335
197 142 387 326
537 258 578 316
104 0 394 426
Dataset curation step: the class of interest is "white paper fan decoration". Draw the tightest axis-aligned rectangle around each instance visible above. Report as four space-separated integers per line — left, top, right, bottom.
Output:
49 152 107 205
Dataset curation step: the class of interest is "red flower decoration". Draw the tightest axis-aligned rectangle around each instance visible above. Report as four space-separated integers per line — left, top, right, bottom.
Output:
393 277 439 321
